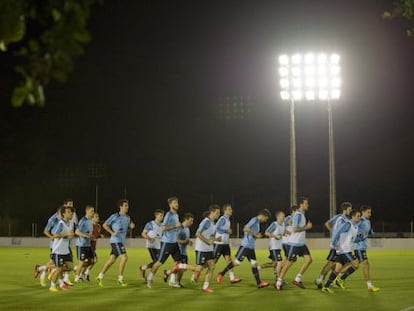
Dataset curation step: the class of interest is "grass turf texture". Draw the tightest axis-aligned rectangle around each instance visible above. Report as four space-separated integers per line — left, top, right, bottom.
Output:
1 247 413 311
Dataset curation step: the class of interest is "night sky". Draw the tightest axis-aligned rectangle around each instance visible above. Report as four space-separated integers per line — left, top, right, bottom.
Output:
1 0 414 234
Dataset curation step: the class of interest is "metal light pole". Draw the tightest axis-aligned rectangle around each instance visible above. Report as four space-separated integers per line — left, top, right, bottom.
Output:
328 100 336 219
289 98 297 206
279 52 341 214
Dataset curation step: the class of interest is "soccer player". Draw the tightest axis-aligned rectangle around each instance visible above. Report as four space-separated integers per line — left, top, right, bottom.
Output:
213 204 241 284
83 212 103 281
348 205 380 292
49 205 75 292
74 205 95 282
194 205 222 293
139 209 164 279
263 211 286 279
275 197 312 290
175 212 195 287
35 199 74 286
146 197 200 288
281 205 297 261
217 209 271 289
321 209 361 294
314 202 352 288
96 199 135 287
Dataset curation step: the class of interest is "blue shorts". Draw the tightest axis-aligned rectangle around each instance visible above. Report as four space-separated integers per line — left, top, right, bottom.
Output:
235 246 256 262
354 249 368 262
76 246 94 261
326 248 338 262
268 249 283 262
195 251 214 265
286 245 310 261
157 242 182 264
148 248 160 262
110 243 127 257
213 244 231 260
51 253 73 267
336 252 356 265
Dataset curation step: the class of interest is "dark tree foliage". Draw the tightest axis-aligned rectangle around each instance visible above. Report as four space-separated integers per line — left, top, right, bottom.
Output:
0 0 96 107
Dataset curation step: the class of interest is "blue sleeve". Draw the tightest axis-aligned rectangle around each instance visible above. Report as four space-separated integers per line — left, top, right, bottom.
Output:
162 212 172 226
292 214 302 228
245 217 257 229
216 217 227 233
105 214 117 226
332 222 350 246
265 222 276 233
327 215 339 226
284 215 291 226
77 218 86 233
52 222 63 235
198 219 210 233
144 222 152 232
177 229 185 240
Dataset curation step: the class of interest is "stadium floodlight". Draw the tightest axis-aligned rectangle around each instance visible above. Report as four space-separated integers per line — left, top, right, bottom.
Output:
278 51 342 214
278 52 342 103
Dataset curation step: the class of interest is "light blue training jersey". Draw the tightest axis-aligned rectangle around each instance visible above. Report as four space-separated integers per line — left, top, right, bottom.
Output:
161 211 180 243
76 216 93 247
241 216 260 249
177 226 190 256
105 213 131 243
354 217 372 250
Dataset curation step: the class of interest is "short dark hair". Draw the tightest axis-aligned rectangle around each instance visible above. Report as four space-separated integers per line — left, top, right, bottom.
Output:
117 199 128 208
183 213 194 221
350 209 361 218
290 205 298 212
59 205 71 216
259 209 271 218
298 197 308 205
222 203 231 213
340 202 352 212
63 198 73 205
360 205 372 213
154 209 164 216
209 204 220 213
167 197 179 205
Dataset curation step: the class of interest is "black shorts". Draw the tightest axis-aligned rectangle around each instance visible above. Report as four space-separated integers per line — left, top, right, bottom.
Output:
157 242 182 264
76 246 94 261
326 248 338 262
148 248 160 262
286 245 311 261
213 244 231 260
51 253 73 267
195 251 215 265
354 249 368 263
336 252 355 265
282 244 289 258
235 246 257 262
269 249 283 262
110 243 127 257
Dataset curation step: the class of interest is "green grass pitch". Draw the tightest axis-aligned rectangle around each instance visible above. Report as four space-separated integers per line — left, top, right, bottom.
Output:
1 247 414 311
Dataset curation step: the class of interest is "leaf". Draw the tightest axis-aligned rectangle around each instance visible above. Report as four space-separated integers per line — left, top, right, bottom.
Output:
11 86 29 108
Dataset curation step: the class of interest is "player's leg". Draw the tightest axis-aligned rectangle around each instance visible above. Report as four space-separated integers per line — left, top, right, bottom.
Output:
217 246 243 283
117 253 128 286
202 257 215 292
275 245 296 290
359 250 379 291
248 250 269 288
96 253 116 287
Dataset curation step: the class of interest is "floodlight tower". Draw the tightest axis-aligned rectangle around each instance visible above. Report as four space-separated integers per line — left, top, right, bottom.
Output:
278 52 341 217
